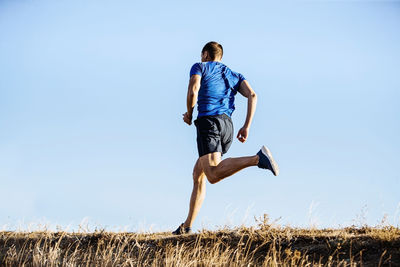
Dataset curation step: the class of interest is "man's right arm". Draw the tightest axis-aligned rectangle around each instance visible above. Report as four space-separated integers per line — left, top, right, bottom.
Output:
183 74 201 125
237 80 257 142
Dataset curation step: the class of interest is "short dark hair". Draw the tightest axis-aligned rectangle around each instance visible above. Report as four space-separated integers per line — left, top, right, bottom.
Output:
202 41 223 60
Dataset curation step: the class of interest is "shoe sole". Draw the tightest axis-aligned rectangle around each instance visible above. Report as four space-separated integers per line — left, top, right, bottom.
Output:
261 146 279 176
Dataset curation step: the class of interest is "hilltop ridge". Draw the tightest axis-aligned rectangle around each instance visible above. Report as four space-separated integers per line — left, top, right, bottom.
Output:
1 219 399 266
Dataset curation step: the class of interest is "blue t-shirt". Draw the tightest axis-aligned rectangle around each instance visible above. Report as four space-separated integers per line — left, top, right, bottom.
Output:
190 61 246 118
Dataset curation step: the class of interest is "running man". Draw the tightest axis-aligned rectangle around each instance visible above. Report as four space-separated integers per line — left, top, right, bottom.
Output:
172 41 279 235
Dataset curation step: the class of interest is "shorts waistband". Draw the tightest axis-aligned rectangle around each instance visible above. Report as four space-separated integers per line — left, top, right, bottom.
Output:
197 113 231 119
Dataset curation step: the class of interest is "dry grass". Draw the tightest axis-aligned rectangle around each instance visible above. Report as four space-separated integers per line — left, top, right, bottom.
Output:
1 215 399 266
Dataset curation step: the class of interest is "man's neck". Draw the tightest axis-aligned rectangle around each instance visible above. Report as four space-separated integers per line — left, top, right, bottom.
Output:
202 57 222 63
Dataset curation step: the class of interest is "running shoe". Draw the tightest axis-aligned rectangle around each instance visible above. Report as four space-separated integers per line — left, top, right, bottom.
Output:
172 223 192 235
257 145 279 176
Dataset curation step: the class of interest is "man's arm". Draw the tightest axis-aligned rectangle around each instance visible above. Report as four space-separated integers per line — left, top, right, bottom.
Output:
237 80 257 143
183 74 201 125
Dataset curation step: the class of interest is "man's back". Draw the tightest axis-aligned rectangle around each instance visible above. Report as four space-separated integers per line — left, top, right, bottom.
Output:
190 61 246 118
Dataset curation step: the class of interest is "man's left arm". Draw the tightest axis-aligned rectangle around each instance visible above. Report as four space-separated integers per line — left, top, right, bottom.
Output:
237 80 257 142
183 74 201 125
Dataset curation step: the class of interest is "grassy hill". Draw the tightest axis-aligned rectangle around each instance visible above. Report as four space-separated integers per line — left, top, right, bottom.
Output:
1 217 399 266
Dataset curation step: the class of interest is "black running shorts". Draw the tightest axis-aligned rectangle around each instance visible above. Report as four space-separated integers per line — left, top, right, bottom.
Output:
194 113 234 157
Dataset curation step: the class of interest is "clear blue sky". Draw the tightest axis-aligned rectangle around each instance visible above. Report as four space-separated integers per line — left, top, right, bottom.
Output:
1 0 399 232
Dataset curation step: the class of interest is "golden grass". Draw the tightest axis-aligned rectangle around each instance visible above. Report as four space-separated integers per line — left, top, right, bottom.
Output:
0 215 399 266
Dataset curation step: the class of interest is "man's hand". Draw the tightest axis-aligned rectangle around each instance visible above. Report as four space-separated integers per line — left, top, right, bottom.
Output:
237 126 249 143
182 112 192 125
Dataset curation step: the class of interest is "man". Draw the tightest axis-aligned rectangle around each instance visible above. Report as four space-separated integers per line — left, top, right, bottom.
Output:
172 41 279 235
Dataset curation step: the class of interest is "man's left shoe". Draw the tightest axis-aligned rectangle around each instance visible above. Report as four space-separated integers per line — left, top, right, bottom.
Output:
257 145 280 176
172 223 192 235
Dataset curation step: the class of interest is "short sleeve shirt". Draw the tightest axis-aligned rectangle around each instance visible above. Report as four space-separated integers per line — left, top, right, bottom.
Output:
189 61 246 118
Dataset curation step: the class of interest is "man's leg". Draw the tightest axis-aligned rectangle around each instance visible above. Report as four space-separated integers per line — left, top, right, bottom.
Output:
183 158 206 228
200 152 259 184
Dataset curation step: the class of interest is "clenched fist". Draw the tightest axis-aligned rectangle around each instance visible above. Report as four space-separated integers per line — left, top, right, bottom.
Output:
182 112 192 125
237 127 249 143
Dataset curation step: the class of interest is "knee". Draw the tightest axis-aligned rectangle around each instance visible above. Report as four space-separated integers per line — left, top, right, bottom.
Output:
192 170 205 184
205 170 219 184
207 177 218 184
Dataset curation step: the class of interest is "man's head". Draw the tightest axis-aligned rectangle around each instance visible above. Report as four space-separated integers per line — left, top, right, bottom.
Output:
201 41 223 62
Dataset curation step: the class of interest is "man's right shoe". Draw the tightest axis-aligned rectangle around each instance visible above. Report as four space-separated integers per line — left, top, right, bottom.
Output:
172 223 192 235
257 145 279 176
